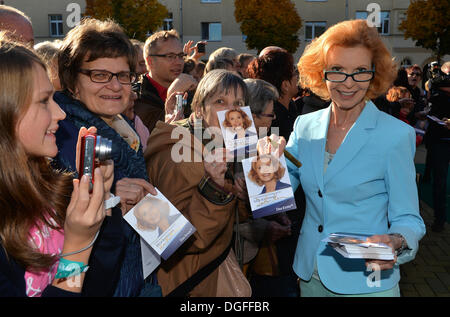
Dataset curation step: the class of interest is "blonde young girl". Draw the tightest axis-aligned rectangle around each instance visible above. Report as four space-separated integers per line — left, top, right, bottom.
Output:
0 35 114 296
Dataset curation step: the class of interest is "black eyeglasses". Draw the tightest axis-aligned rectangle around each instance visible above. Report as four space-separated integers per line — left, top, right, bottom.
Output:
149 52 187 61
408 72 421 77
324 69 375 83
79 69 137 84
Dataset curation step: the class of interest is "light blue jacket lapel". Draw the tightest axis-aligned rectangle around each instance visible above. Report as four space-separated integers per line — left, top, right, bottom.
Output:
310 107 330 190
324 101 378 185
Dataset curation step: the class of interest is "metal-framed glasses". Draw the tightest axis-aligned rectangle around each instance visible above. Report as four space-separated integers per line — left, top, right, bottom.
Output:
324 68 375 83
149 52 187 61
79 69 137 84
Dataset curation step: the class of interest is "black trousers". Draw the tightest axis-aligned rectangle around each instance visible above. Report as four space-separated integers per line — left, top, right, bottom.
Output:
429 140 450 225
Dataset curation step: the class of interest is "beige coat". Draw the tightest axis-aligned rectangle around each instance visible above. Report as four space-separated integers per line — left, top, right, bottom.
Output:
144 121 237 296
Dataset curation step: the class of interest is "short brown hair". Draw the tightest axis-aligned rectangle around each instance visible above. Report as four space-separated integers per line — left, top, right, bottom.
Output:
247 49 294 97
406 64 422 76
298 19 397 100
58 18 136 93
143 29 180 59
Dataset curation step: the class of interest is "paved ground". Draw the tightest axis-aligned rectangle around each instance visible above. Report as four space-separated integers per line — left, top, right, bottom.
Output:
399 145 450 297
399 201 450 297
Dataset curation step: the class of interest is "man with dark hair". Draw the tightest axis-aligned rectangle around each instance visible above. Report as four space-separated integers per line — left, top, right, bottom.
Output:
0 4 33 45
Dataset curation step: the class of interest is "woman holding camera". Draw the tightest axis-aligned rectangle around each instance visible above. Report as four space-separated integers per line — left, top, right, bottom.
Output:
0 35 116 296
53 18 159 297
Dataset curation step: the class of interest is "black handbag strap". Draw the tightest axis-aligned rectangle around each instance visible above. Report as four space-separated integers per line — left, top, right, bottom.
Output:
166 243 232 297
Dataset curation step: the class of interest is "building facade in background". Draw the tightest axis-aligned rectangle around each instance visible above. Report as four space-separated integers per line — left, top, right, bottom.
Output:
3 0 447 68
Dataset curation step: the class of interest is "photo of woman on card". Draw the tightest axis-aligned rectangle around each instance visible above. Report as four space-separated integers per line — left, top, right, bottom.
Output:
248 154 291 194
222 108 256 139
133 196 181 237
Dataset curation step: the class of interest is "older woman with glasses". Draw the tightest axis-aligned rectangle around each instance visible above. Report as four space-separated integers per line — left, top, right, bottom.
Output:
287 19 425 297
53 18 159 297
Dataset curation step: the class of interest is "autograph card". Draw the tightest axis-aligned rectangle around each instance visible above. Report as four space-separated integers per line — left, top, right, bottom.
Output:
124 189 196 260
242 154 296 218
217 106 258 159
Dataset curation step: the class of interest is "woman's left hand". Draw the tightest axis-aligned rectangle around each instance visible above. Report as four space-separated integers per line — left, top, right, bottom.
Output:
365 234 403 271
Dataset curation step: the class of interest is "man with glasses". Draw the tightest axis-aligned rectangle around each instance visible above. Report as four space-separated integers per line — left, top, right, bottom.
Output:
134 29 187 134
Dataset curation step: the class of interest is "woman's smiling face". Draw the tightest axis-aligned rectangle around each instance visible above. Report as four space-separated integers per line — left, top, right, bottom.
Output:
73 56 132 120
325 45 372 111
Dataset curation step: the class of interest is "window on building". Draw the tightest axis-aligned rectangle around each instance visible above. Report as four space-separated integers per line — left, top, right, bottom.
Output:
355 11 390 35
201 22 222 41
163 13 173 31
49 14 63 37
305 22 326 41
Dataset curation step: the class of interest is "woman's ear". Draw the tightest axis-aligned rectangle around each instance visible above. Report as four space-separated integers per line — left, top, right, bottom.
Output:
280 79 290 97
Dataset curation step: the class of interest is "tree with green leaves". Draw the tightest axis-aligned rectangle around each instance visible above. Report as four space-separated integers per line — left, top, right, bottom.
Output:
85 0 168 41
399 0 450 63
234 0 302 54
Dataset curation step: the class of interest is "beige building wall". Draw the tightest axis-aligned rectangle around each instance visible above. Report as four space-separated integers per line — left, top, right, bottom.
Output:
1 0 86 43
3 0 447 68
159 0 448 68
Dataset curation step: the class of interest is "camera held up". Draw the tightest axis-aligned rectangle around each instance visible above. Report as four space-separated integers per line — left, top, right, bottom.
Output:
79 133 112 191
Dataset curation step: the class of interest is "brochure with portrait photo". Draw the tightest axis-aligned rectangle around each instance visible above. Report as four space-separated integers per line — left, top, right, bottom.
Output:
242 153 297 218
124 189 196 260
217 106 258 160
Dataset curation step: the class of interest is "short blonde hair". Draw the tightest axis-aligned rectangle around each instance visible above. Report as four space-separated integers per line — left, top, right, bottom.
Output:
298 19 397 100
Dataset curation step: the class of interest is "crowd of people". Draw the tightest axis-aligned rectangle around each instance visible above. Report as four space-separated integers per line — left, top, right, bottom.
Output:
0 3 448 297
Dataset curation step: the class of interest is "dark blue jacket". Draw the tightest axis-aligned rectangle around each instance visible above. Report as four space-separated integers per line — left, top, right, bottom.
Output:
53 91 157 297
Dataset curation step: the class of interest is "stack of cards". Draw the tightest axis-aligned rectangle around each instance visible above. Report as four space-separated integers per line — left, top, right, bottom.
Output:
323 233 394 260
124 189 196 278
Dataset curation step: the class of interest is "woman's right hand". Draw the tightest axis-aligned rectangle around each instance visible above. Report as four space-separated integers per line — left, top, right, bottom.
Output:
203 148 233 188
64 167 106 252
115 178 157 215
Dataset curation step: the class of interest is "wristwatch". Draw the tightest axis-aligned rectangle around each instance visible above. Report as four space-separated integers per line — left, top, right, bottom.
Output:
389 233 407 256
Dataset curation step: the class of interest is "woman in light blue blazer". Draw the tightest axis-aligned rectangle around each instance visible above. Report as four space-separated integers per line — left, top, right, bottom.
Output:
286 19 425 296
